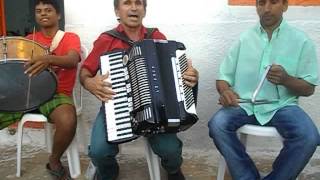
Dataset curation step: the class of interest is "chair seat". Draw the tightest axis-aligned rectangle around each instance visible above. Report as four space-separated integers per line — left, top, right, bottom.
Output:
237 124 281 138
21 113 47 123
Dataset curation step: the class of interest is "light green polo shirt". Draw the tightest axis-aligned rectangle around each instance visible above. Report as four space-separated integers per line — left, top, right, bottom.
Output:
218 20 319 125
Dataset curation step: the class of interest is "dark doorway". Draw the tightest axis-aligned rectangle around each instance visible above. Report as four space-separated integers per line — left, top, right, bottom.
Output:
4 0 65 36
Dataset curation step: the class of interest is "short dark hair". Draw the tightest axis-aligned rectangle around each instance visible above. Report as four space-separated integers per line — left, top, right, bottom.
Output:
256 0 288 4
35 0 61 14
113 0 147 9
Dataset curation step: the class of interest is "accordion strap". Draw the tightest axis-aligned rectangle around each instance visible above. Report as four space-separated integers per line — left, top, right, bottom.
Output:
145 28 155 39
103 28 155 46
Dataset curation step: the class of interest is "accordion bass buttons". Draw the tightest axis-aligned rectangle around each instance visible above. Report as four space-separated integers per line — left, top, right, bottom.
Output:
151 66 157 81
151 67 159 92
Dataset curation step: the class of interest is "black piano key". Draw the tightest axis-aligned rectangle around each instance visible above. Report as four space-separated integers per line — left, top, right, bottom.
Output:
115 120 131 126
117 131 134 137
114 105 129 110
115 109 129 115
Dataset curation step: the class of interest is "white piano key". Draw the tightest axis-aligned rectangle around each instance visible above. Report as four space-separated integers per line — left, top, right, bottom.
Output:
115 123 132 130
113 97 128 104
115 112 130 119
111 72 125 79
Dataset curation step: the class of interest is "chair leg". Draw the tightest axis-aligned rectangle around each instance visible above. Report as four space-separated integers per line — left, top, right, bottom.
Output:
85 160 96 180
216 154 226 180
45 123 53 153
77 118 89 154
66 137 81 178
239 133 248 147
16 120 26 177
144 138 160 180
45 123 81 178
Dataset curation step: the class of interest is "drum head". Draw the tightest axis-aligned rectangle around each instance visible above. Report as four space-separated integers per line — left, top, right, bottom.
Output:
0 61 57 112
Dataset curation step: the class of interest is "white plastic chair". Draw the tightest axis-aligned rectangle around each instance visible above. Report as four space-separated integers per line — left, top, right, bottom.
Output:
85 137 161 180
216 124 300 180
73 45 89 154
16 45 89 178
73 45 88 116
143 137 161 180
16 114 81 178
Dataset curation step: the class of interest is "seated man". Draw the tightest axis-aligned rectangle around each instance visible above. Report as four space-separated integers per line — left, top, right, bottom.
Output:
208 0 320 179
80 0 199 180
0 0 81 179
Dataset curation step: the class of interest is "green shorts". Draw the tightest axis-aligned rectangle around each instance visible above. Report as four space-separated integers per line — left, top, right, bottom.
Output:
0 93 73 130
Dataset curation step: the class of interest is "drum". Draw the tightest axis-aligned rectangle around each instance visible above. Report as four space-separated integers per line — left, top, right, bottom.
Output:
0 36 57 112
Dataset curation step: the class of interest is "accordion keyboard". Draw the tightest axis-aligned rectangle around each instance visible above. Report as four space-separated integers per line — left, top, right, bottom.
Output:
176 51 196 115
100 51 136 143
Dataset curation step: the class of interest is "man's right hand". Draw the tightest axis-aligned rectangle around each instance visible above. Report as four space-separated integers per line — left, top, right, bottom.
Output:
84 72 116 102
219 89 239 107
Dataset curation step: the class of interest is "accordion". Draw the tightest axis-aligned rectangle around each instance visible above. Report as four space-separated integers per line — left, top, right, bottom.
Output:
100 39 198 144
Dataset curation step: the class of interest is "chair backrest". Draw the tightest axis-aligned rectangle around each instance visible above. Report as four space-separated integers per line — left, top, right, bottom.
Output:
73 45 89 115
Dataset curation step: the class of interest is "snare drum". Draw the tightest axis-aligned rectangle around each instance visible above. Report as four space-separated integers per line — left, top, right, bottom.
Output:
0 36 57 112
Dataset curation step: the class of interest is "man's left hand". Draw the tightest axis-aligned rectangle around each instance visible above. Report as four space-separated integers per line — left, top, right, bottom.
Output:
24 55 51 77
267 64 289 85
183 59 199 87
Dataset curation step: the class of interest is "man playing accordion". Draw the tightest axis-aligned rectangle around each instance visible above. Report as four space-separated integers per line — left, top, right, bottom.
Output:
80 0 199 179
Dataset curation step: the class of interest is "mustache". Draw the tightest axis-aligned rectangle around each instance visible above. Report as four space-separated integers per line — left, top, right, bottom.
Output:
262 13 273 18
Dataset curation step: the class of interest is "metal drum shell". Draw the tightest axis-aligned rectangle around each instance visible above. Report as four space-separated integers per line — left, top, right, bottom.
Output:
0 36 48 60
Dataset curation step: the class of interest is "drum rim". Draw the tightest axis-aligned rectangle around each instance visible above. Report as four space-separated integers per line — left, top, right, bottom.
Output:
0 58 29 62
0 36 48 51
0 59 58 79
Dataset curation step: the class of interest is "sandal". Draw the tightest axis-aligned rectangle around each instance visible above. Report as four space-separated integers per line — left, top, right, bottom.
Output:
46 163 72 180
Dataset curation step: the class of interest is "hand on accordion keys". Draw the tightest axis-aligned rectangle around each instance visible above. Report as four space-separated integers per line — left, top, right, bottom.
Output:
182 59 199 88
85 72 116 102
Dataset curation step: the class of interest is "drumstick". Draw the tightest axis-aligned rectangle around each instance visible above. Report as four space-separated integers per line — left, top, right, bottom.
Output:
31 26 36 58
26 26 36 109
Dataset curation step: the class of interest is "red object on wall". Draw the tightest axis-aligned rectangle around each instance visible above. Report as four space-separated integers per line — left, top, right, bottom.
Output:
0 0 6 36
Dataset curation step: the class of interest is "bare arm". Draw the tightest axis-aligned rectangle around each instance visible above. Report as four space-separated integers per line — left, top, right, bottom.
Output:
79 67 115 102
216 80 239 107
25 49 79 76
267 64 315 96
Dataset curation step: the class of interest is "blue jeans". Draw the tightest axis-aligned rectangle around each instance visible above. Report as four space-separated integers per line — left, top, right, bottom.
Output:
208 105 320 180
89 108 183 180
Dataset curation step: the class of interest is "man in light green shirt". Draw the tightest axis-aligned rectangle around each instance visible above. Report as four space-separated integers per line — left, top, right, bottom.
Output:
208 0 320 179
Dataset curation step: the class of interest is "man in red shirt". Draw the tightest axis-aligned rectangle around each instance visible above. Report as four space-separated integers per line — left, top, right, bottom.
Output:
0 0 80 179
80 0 198 180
